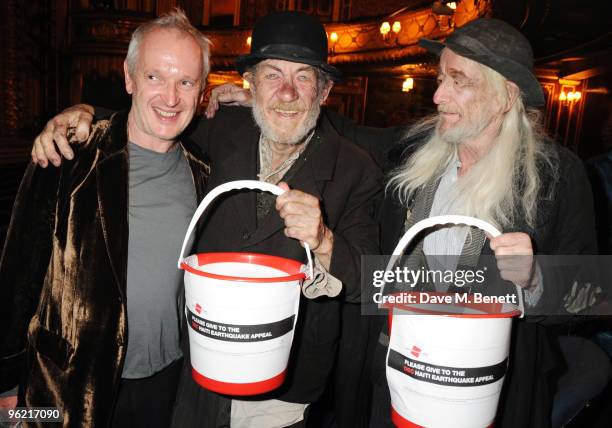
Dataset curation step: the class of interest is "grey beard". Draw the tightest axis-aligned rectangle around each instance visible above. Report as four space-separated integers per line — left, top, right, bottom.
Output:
436 115 490 145
251 99 321 146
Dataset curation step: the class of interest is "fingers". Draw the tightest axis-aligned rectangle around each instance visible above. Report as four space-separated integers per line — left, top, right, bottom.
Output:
495 256 533 274
50 120 71 165
31 135 40 165
495 255 534 288
276 188 319 213
205 84 253 118
205 89 223 118
282 223 323 250
59 108 93 159
489 232 533 255
31 105 93 167
217 90 250 105
205 84 233 118
36 121 61 167
275 188 324 249
283 214 321 243
490 232 534 287
33 135 48 167
277 200 320 220
204 98 218 119
74 110 93 142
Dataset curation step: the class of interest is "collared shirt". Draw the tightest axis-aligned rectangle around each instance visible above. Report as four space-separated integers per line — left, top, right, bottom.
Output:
257 132 313 184
423 154 468 276
421 153 542 304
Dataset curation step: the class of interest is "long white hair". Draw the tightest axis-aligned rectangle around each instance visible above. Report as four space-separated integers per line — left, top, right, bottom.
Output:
387 64 557 229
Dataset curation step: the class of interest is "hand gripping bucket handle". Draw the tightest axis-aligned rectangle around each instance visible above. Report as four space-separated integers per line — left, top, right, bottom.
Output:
177 180 314 279
385 214 525 316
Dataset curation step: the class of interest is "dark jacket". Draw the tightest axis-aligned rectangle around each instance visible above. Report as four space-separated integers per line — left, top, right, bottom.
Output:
171 106 382 426
321 110 598 427
195 106 382 305
0 111 209 427
586 150 612 254
373 142 597 428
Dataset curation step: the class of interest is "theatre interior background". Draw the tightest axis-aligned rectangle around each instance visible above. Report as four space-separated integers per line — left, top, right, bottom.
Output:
0 0 611 425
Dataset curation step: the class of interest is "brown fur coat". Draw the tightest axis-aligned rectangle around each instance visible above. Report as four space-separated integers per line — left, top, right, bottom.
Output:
0 111 209 427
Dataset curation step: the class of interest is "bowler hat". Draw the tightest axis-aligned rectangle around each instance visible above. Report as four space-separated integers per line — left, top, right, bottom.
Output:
236 11 341 81
419 18 545 106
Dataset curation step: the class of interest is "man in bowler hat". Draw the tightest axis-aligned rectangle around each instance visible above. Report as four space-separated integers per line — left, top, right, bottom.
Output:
29 10 382 428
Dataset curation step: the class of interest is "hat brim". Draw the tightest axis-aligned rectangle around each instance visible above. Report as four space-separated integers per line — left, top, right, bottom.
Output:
419 38 545 107
236 52 342 82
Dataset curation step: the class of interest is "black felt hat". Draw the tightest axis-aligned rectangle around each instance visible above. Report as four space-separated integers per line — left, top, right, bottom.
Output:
236 11 341 81
419 18 545 106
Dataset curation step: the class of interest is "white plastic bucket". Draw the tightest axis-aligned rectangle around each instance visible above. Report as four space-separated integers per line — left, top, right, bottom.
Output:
384 215 523 428
177 180 313 396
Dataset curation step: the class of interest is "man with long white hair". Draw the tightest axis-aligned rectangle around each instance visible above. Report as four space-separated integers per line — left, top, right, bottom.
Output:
365 18 597 428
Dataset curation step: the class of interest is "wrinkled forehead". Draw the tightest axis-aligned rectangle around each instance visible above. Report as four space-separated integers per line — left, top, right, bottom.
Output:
256 59 318 75
438 48 484 81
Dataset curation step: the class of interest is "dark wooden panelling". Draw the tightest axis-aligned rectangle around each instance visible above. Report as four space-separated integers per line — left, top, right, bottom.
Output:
364 75 437 128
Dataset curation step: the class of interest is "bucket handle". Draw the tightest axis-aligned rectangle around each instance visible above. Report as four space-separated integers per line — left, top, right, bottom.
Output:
177 180 314 279
386 215 524 316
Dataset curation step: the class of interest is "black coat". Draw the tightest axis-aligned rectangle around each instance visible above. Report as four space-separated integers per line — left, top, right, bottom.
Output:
376 145 597 428
171 106 383 427
324 110 598 428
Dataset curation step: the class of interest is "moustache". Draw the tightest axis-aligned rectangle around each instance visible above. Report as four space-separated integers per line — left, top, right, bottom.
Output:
438 106 460 115
270 102 306 112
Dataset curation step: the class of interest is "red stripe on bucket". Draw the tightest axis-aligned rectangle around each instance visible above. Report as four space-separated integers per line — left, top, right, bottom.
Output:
391 408 494 428
192 368 287 396
181 252 306 283
390 408 425 428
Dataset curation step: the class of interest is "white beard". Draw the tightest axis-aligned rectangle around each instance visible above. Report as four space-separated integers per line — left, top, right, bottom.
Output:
436 117 490 144
436 95 498 145
251 95 321 146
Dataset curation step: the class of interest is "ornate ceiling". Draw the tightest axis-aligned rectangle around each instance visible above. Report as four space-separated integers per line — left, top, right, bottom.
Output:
206 0 490 75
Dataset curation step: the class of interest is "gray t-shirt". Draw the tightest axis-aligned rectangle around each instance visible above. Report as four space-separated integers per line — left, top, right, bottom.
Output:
122 142 196 378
